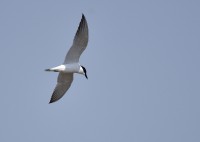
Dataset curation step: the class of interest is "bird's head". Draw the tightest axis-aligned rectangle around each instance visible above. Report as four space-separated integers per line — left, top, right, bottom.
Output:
80 65 88 79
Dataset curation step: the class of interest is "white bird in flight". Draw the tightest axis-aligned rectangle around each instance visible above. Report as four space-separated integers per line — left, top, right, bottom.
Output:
45 14 89 103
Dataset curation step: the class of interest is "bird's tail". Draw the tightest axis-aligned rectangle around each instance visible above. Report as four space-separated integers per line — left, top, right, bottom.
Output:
45 69 51 71
45 68 59 72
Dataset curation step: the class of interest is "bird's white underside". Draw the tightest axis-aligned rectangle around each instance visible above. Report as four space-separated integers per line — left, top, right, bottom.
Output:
49 64 84 74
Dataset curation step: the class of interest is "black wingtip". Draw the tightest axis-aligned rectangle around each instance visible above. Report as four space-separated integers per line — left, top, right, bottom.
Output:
49 98 55 104
49 95 60 104
49 99 53 104
45 69 50 71
82 13 86 20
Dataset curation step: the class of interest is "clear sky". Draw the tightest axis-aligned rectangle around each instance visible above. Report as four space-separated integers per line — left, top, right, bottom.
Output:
0 0 200 142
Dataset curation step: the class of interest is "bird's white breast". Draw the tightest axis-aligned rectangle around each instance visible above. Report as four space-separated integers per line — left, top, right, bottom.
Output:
63 63 80 73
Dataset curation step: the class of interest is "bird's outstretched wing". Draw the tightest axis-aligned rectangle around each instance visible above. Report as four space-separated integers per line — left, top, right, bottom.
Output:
64 14 89 64
49 73 73 103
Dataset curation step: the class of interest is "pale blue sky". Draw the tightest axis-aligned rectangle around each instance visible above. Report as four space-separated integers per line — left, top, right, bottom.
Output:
0 0 200 142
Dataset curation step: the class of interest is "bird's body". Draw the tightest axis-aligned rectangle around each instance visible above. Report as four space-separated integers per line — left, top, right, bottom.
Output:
45 14 89 103
45 63 83 74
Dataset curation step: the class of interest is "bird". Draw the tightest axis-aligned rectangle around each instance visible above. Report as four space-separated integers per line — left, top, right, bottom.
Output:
45 14 89 103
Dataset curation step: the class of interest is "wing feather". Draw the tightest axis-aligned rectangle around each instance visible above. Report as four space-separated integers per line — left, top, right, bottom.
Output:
64 14 89 64
49 73 73 103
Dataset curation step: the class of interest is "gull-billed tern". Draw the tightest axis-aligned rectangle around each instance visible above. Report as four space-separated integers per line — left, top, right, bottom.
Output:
45 14 89 103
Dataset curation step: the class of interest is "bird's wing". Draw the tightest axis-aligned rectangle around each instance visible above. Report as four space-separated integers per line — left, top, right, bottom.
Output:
49 73 73 103
64 14 89 64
